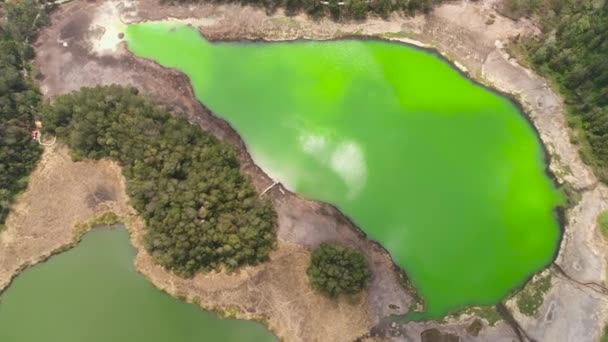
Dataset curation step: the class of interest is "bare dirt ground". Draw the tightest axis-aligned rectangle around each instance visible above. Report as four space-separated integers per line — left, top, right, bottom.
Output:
0 145 129 294
1 0 604 341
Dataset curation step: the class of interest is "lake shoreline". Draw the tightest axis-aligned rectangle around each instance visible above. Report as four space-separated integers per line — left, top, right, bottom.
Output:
3 0 605 341
126 22 564 318
0 225 277 341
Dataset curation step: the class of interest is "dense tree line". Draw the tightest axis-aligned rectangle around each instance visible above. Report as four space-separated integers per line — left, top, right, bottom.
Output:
43 86 277 276
513 1 608 181
499 0 545 20
0 0 48 229
162 0 445 20
307 243 370 298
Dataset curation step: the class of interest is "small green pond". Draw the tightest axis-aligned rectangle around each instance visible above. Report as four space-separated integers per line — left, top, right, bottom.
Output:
125 23 562 317
0 228 275 342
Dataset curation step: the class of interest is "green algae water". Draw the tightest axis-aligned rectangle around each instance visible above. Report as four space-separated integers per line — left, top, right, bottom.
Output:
126 23 561 317
0 228 275 342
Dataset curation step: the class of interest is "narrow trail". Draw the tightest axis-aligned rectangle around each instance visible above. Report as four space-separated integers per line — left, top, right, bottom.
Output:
496 302 542 342
551 263 608 297
36 134 56 147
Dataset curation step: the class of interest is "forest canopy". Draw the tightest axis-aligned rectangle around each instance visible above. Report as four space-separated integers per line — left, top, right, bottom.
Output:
0 0 47 229
307 243 370 298
43 86 277 276
162 0 445 20
514 0 608 181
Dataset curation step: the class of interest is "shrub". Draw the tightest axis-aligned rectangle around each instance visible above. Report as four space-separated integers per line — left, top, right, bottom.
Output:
602 325 608 342
597 210 608 239
306 243 370 298
516 274 551 316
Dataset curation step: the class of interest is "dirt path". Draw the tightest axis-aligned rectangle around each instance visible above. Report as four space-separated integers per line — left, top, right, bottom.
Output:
10 0 607 341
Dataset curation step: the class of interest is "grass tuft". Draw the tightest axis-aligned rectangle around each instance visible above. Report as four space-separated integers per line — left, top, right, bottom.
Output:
597 211 608 239
516 274 551 316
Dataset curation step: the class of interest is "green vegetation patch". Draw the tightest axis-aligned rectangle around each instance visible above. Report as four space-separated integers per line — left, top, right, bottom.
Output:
162 0 444 20
307 243 370 299
500 0 544 20
448 305 501 326
469 306 501 326
597 210 608 239
42 86 277 277
519 1 608 181
516 273 552 316
73 212 122 242
602 324 608 342
398 270 424 311
0 0 48 229
558 181 582 209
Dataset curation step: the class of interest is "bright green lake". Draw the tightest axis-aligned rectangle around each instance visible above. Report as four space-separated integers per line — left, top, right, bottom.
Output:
0 228 275 342
126 23 561 317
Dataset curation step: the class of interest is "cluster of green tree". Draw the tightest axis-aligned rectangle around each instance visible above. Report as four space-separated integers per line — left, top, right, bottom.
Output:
43 85 277 277
499 0 544 20
513 1 608 181
0 0 49 229
306 243 370 298
162 0 445 20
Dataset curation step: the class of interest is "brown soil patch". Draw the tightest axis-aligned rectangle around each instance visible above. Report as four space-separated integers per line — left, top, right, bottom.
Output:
420 328 459 342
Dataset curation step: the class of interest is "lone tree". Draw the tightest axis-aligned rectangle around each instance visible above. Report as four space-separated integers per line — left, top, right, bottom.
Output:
307 243 370 298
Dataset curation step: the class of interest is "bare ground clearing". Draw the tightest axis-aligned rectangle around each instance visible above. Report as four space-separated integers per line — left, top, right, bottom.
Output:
1 0 605 341
0 145 128 294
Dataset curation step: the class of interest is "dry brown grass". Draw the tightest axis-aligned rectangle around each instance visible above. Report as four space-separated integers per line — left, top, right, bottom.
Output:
0 145 130 293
